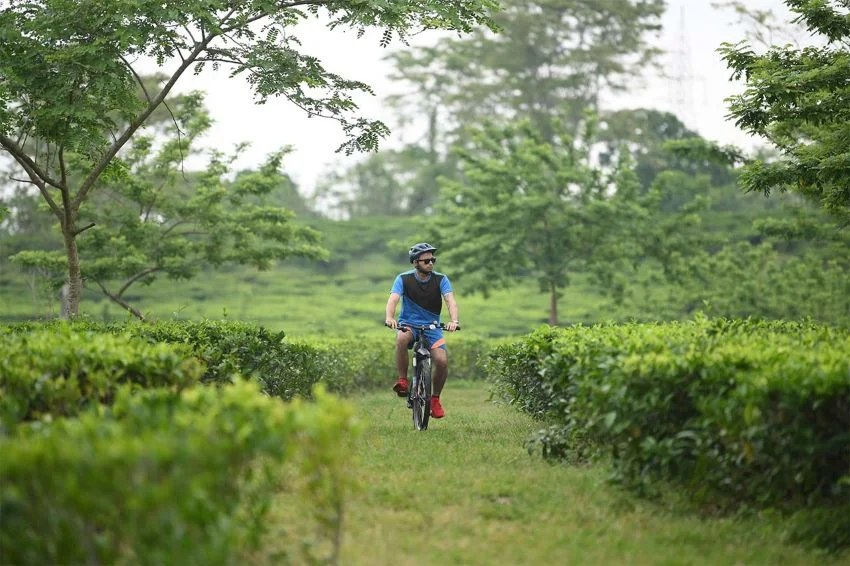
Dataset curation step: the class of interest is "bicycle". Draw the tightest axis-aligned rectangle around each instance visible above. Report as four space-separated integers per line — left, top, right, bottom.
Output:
386 321 459 430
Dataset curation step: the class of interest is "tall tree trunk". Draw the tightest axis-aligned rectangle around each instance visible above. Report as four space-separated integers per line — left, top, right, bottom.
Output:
549 280 558 326
61 226 82 318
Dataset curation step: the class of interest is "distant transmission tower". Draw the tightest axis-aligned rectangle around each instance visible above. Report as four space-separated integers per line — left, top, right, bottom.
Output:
668 4 703 127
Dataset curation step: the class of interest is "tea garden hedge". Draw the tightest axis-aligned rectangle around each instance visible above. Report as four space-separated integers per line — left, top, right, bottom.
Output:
1 316 847 561
485 316 850 552
0 319 493 563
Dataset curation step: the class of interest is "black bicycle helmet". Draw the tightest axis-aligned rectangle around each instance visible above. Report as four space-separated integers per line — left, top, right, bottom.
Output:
408 242 437 263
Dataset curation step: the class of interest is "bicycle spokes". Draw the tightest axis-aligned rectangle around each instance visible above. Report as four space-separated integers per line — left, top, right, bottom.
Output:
411 358 432 431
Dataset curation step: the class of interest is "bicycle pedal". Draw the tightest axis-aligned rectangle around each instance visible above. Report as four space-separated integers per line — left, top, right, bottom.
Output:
406 399 413 409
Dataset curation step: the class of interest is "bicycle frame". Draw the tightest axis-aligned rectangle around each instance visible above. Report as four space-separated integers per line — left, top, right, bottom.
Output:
387 321 459 431
403 323 437 430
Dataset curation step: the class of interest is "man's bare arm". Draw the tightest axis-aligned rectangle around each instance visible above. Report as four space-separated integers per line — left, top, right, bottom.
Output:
385 292 401 328
443 292 459 330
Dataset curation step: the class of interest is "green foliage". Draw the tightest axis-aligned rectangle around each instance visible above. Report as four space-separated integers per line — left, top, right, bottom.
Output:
0 0 497 316
292 332 494 393
396 0 665 135
300 215 419 270
435 117 649 324
487 318 850 550
667 240 850 324
123 320 492 396
79 98 328 318
600 110 737 190
0 324 201 428
484 325 564 420
120 319 295 386
664 137 750 169
2 319 496 409
314 144 453 217
0 380 361 565
9 249 66 283
719 0 850 225
319 0 666 218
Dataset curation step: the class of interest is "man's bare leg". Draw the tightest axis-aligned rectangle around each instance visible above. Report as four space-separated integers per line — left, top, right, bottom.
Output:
431 347 448 396
395 330 412 380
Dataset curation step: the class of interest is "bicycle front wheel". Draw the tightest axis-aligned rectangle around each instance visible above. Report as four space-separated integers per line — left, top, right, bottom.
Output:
412 357 432 431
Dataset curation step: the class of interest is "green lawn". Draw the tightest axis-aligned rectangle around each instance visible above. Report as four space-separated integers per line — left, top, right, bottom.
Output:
263 381 840 565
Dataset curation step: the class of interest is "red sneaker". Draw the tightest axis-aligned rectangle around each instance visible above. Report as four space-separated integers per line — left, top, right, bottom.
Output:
430 396 445 419
393 378 409 397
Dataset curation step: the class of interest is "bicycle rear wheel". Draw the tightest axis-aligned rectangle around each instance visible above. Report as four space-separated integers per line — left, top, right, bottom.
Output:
412 357 432 430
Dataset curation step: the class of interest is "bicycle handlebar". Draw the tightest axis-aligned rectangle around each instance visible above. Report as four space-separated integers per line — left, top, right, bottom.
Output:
385 321 461 331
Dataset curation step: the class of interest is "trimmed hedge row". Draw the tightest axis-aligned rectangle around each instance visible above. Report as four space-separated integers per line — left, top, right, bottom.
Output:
117 322 495 397
0 325 201 429
290 333 495 394
486 317 850 550
1 320 495 427
0 381 360 565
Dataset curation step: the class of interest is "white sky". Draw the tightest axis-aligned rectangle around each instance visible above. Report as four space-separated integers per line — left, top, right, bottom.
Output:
151 0 800 195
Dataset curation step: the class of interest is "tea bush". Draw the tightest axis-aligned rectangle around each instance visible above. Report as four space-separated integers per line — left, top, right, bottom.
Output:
486 317 850 550
0 381 361 565
293 332 495 394
125 320 494 396
0 324 201 429
1 319 497 411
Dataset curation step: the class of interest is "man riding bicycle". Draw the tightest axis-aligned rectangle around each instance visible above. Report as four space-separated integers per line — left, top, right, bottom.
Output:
385 242 460 419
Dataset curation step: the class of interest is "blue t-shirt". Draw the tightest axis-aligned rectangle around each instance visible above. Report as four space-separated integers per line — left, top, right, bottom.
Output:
391 270 453 325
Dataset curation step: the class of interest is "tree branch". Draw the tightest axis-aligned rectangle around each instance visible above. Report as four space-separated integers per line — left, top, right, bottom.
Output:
119 54 152 104
161 219 189 237
1 143 63 219
91 278 146 320
195 56 245 65
58 146 68 187
118 266 164 297
218 0 333 34
74 222 96 236
71 0 334 210
182 24 198 44
73 37 215 210
0 133 65 190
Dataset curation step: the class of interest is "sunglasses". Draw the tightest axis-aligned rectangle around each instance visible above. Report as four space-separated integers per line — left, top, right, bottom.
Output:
417 257 437 264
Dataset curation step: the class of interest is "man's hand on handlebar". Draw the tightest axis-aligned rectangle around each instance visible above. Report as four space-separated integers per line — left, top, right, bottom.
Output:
385 320 460 332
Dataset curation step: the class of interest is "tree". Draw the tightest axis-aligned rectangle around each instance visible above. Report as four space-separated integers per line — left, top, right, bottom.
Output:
388 0 665 140
318 0 665 218
313 143 457 218
597 109 738 191
11 94 328 319
0 0 497 317
718 0 850 226
434 117 645 325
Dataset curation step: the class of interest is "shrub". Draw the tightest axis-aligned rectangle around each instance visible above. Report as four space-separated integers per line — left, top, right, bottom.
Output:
291 331 497 394
1 319 500 407
0 381 361 565
486 317 850 550
122 319 289 388
0 324 201 428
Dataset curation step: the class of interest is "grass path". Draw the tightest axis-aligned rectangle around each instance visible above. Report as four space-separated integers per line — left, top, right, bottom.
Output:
270 381 839 565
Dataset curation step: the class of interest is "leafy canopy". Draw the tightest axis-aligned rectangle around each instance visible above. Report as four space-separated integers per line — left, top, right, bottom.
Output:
718 0 850 225
0 0 497 316
434 117 650 324
0 0 499 158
